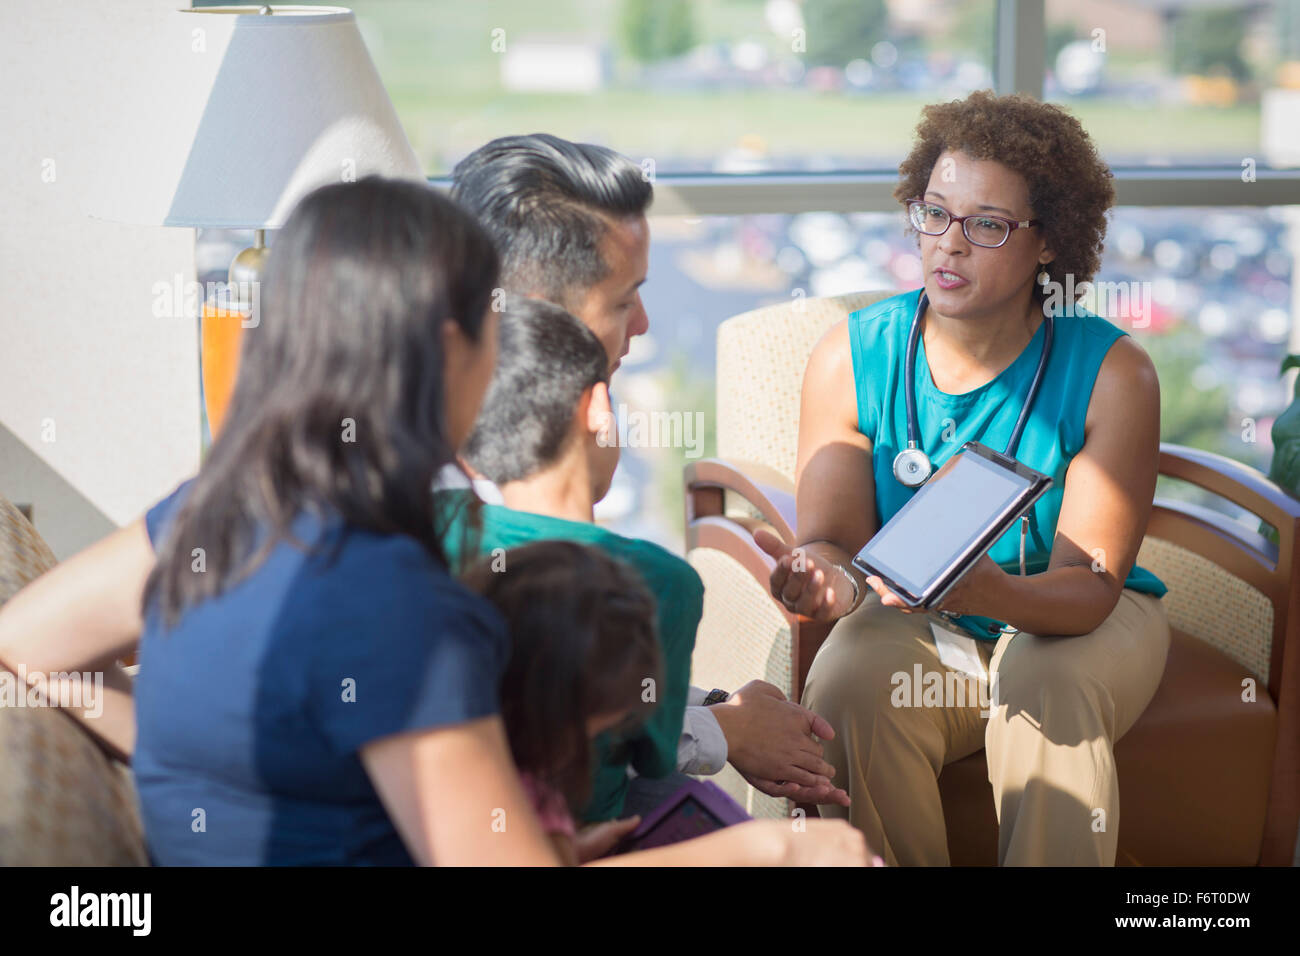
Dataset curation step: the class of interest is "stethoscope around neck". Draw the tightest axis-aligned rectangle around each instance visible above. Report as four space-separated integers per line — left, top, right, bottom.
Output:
892 291 1055 488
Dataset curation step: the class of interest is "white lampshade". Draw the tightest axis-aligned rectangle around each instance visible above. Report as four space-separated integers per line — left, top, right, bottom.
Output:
87 5 424 229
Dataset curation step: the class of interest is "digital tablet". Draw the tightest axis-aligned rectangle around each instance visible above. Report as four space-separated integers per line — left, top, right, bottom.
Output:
616 779 751 853
851 441 1052 610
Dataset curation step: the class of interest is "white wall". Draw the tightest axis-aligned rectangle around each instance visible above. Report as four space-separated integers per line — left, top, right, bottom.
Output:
0 0 202 558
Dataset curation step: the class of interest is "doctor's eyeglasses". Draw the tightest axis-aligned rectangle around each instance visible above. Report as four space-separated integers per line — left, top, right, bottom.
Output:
905 199 1041 249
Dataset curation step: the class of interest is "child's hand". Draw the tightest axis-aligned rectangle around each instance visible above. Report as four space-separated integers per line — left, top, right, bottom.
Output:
575 816 641 862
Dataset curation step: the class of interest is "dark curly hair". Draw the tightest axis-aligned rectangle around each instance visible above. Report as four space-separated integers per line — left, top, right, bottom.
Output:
894 90 1115 302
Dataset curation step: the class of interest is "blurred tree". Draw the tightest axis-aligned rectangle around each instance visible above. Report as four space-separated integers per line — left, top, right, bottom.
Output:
619 0 697 64
802 0 888 67
1141 328 1233 455
1170 6 1251 80
950 1 993 60
950 9 1073 70
1141 327 1247 515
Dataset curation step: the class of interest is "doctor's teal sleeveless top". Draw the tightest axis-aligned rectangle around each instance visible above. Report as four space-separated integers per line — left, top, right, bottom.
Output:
847 287 1167 641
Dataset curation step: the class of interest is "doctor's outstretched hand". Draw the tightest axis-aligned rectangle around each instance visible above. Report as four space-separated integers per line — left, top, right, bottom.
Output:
754 528 857 622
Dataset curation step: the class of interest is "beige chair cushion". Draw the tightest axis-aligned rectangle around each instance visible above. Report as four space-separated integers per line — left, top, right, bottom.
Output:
687 548 793 820
716 291 891 477
0 705 148 865
0 496 56 605
0 493 147 865
1137 535 1274 683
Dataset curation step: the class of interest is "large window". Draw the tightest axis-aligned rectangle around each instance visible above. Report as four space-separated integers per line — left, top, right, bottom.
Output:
193 0 1300 549
264 0 1300 173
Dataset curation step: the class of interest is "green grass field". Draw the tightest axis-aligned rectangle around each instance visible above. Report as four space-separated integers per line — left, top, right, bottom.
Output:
331 0 1263 173
386 88 1261 173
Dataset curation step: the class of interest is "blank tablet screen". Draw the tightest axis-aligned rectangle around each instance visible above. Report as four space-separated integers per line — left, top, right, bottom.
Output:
863 451 1032 597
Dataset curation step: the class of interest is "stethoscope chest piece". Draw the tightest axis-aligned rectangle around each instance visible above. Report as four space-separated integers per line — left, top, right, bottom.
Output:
892 445 932 487
895 290 1053 490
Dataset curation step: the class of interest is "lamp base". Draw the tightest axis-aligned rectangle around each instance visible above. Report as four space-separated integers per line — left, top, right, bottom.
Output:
202 230 268 441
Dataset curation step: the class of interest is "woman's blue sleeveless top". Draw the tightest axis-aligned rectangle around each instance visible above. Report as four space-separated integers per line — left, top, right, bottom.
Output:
847 287 1167 640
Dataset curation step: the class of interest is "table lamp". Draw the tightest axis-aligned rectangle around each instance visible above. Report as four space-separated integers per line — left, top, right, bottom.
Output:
86 4 424 438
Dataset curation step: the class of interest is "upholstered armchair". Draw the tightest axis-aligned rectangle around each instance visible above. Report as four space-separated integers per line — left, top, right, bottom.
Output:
0 494 147 865
684 291 1300 867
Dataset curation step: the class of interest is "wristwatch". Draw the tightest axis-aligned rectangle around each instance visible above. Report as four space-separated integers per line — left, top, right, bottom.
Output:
702 688 730 706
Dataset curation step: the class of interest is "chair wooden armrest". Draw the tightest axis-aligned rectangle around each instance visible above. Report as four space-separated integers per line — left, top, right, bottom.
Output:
684 457 796 587
1158 443 1300 529
684 457 836 699
684 458 796 538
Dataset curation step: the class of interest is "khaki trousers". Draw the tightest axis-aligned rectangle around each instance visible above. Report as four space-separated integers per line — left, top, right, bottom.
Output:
802 587 1170 866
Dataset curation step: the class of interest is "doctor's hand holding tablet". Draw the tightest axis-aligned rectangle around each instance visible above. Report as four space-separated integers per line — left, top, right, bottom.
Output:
756 511 1017 621
756 440 1052 623
756 527 1009 620
866 551 1006 617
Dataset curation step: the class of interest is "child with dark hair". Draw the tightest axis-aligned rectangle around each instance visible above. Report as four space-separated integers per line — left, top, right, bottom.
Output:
461 539 662 864
462 538 873 867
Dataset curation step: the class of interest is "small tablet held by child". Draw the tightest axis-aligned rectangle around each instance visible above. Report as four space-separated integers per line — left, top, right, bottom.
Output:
618 779 751 852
